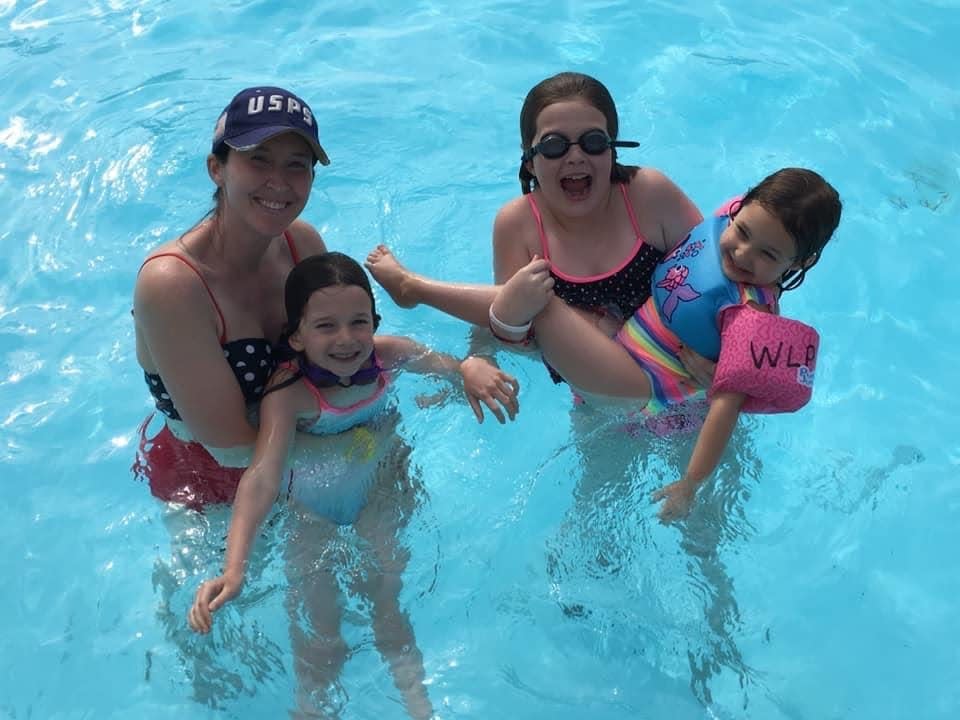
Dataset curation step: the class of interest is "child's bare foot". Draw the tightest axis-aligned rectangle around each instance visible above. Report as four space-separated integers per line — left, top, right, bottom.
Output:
365 245 422 308
490 255 554 326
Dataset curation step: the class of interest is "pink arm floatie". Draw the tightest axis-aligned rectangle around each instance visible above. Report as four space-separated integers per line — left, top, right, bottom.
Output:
708 305 819 414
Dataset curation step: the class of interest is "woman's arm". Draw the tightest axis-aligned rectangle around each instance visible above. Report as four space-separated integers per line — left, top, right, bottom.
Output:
135 257 257 447
187 384 301 633
652 391 745 522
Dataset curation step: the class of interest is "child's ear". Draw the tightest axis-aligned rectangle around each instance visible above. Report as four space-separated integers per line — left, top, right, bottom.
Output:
800 251 821 271
523 157 536 180
287 330 305 352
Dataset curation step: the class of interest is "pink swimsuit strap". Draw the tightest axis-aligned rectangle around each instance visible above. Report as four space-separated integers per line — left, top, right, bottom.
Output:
279 360 391 415
138 230 299 344
139 252 229 344
526 184 648 281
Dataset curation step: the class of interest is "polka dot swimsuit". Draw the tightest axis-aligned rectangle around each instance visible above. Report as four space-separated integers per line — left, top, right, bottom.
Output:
526 183 665 383
528 182 664 320
144 340 275 421
141 232 298 420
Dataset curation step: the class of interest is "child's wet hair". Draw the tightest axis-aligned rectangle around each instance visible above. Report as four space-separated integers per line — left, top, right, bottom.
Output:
740 167 842 291
518 72 637 194
283 252 381 336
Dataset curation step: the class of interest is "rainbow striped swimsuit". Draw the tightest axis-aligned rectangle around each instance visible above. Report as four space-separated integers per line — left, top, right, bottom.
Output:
615 214 776 416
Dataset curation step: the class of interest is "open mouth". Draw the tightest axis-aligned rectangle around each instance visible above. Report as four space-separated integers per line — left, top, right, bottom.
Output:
559 173 592 199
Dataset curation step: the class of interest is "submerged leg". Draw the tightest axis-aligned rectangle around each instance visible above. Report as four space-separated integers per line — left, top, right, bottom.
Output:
285 518 350 719
352 446 434 720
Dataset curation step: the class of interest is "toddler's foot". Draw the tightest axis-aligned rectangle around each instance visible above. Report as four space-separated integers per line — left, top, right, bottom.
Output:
365 245 422 308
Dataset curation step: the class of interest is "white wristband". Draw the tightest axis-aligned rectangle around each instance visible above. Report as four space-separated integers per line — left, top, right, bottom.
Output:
488 305 532 341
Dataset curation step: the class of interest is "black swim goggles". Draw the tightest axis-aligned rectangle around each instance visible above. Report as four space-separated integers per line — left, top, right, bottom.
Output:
522 129 640 162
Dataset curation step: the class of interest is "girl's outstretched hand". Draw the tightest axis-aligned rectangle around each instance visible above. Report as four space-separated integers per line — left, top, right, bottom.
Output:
187 572 243 634
651 478 697 523
459 356 520 424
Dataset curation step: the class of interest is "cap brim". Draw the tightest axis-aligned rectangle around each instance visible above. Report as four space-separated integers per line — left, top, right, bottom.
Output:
223 127 330 166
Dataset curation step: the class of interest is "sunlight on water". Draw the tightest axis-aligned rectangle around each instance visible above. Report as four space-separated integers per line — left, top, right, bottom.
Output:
0 1 958 718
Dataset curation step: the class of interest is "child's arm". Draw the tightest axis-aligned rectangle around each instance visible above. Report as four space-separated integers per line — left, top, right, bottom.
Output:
187 383 302 633
652 391 745 522
376 335 520 424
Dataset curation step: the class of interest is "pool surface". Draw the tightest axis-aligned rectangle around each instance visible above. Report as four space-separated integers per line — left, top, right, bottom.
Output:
1 1 958 718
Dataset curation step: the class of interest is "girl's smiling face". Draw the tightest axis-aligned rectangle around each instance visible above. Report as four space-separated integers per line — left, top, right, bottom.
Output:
289 284 376 379
718 202 801 286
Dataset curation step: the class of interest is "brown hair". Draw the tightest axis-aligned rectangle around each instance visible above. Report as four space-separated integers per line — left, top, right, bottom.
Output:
740 167 842 291
518 72 637 194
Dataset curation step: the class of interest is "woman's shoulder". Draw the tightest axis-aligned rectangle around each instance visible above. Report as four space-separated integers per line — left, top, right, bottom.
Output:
135 239 212 309
626 166 683 199
494 193 535 228
285 218 327 258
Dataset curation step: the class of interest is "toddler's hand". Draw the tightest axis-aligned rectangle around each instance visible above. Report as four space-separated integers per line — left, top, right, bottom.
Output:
651 478 697 523
460 356 520 424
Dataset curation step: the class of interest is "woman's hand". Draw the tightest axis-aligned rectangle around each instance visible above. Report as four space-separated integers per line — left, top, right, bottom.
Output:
459 356 520 424
651 477 698 523
187 571 244 634
677 344 717 389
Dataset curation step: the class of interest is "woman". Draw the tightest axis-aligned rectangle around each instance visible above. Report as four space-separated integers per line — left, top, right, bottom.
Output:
134 85 516 510
133 85 330 509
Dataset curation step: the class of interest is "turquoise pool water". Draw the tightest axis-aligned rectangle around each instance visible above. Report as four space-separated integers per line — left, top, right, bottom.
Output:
1 1 958 718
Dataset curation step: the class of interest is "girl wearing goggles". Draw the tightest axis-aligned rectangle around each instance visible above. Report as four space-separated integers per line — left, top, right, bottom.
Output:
490 168 841 521
366 71 706 384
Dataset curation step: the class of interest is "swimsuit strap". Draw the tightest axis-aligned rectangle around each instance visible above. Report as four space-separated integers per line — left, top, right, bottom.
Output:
140 232 298 345
283 230 300 264
139 252 227 344
524 194 551 260
618 182 644 240
294 361 390 414
526 184 646 262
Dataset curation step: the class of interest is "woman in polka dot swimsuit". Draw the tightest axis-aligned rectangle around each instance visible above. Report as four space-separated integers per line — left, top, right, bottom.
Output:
133 86 330 509
365 71 708 386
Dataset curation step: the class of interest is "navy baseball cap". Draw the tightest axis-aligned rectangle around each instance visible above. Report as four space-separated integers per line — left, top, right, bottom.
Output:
212 86 330 166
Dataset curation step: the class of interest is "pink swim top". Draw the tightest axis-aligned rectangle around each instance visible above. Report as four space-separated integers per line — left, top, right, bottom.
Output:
527 182 664 320
288 361 393 435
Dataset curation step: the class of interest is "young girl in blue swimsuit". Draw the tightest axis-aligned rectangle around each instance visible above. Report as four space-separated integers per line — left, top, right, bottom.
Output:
188 252 518 719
